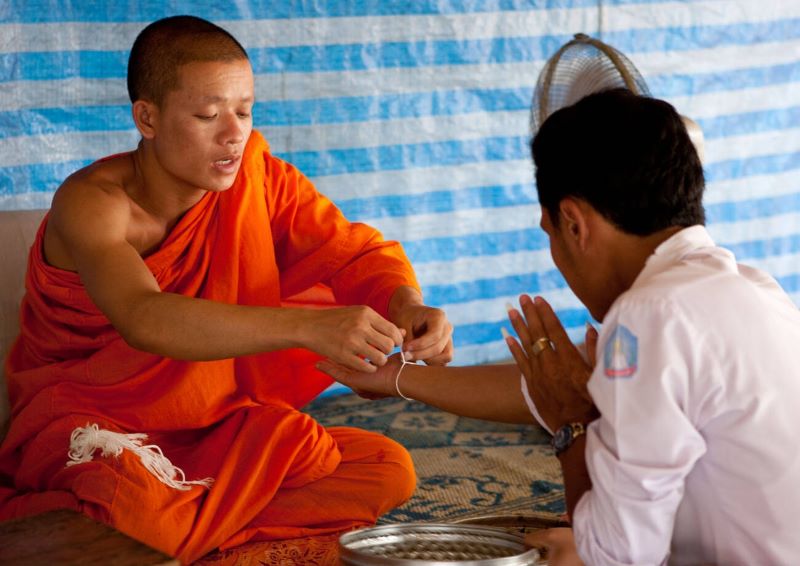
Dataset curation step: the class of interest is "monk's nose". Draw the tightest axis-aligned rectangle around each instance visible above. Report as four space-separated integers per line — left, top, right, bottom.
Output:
219 113 246 146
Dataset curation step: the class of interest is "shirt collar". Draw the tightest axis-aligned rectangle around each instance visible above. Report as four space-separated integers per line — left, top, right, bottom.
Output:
633 225 718 288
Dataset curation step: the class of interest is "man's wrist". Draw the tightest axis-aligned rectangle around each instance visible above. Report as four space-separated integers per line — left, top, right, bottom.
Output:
551 422 588 456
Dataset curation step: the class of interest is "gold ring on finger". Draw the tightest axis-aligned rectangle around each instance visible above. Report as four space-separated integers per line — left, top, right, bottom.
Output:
531 336 552 357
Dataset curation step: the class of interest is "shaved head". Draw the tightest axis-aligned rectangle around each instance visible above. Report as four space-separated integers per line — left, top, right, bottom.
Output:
127 15 249 106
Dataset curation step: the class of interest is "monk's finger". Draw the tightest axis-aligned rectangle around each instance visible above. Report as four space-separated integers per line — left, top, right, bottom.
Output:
363 327 398 358
357 341 394 368
403 329 439 358
368 312 405 348
404 310 451 351
339 352 378 373
406 330 452 363
420 340 454 366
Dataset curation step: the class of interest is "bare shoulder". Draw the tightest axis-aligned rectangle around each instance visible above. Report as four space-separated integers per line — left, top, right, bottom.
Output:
46 155 135 270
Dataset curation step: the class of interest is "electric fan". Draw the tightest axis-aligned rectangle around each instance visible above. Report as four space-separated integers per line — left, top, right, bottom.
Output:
530 33 704 160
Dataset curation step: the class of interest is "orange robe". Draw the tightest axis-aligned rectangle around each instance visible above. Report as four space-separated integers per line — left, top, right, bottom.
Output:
0 131 418 563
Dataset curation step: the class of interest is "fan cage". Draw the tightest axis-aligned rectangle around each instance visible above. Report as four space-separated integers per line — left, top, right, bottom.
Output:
530 33 651 136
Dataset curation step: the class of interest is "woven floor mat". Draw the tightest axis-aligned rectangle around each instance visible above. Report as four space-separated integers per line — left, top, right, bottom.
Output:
307 394 566 525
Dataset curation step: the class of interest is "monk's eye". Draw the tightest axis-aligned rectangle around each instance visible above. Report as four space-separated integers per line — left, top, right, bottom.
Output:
237 112 251 119
194 114 217 121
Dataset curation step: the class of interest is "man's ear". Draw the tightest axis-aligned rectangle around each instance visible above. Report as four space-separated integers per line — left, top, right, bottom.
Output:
132 100 158 139
558 198 590 251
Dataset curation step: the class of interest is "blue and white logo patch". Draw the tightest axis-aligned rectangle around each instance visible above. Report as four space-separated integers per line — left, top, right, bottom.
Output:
603 325 638 378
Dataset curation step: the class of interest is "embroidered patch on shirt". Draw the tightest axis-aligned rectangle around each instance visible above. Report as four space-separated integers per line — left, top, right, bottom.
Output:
604 325 638 378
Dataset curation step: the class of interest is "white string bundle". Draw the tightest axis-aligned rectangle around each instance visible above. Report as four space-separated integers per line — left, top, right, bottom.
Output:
66 423 214 491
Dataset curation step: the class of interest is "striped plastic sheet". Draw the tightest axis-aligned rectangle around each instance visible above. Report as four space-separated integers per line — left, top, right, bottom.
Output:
2 1 799 367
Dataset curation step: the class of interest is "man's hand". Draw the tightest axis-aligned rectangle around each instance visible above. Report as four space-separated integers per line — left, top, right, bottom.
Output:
389 287 453 365
316 353 403 397
526 528 584 566
504 294 597 432
304 306 405 373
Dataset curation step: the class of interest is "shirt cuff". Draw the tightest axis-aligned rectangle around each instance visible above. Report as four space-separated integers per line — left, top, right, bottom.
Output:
520 374 553 435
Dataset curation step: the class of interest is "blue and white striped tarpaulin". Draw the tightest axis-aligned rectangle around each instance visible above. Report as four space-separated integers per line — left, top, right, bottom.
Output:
2 1 799 366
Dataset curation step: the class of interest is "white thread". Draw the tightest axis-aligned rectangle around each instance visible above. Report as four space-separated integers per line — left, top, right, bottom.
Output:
66 423 214 491
520 375 553 435
394 351 414 401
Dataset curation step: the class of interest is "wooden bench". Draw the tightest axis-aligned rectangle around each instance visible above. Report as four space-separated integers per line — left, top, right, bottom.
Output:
0 509 178 565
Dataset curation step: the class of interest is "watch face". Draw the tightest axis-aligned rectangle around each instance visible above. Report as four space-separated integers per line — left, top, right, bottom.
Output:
554 426 572 451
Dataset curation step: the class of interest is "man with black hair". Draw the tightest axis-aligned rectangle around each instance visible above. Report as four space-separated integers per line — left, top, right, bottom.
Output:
320 88 800 564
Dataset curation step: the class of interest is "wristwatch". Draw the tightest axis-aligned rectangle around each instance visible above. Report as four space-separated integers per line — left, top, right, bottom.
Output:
551 422 587 456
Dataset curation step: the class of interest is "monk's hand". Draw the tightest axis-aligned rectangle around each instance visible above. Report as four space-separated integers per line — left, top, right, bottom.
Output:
504 294 596 432
526 528 584 566
308 306 404 373
397 304 454 365
388 286 453 365
316 353 402 398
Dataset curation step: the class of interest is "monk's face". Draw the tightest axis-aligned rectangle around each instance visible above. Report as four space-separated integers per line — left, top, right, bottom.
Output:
150 59 254 193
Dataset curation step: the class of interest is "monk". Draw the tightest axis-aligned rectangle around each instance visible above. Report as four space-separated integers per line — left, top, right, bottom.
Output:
0 15 453 563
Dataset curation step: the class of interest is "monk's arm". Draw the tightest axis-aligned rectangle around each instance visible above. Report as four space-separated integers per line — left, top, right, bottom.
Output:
267 158 453 364
49 184 400 368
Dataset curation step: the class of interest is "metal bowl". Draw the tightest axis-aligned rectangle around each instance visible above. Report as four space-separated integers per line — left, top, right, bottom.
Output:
339 523 542 565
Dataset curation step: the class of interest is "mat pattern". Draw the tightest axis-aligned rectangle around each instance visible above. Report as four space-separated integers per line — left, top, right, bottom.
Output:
307 394 565 524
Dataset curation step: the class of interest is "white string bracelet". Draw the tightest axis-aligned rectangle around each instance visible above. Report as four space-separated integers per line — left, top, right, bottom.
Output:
394 350 415 401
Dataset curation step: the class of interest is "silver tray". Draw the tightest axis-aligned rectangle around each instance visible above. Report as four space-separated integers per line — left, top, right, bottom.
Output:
339 523 542 565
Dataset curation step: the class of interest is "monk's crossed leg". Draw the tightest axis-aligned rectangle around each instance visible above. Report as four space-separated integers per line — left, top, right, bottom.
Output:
27 409 413 562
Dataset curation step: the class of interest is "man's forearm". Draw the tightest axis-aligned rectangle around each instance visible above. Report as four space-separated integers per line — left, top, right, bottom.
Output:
397 363 535 424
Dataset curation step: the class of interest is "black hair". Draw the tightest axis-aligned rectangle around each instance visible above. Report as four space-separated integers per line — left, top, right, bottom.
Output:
127 15 249 105
531 88 705 235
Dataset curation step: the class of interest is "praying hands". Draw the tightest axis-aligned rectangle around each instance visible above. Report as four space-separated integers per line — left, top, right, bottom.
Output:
503 294 598 433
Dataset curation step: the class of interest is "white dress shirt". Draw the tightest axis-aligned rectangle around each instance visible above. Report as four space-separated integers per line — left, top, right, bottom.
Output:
573 225 800 565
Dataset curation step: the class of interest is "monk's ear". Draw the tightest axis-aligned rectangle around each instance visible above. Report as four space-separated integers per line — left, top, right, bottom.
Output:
132 100 158 139
558 198 591 252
